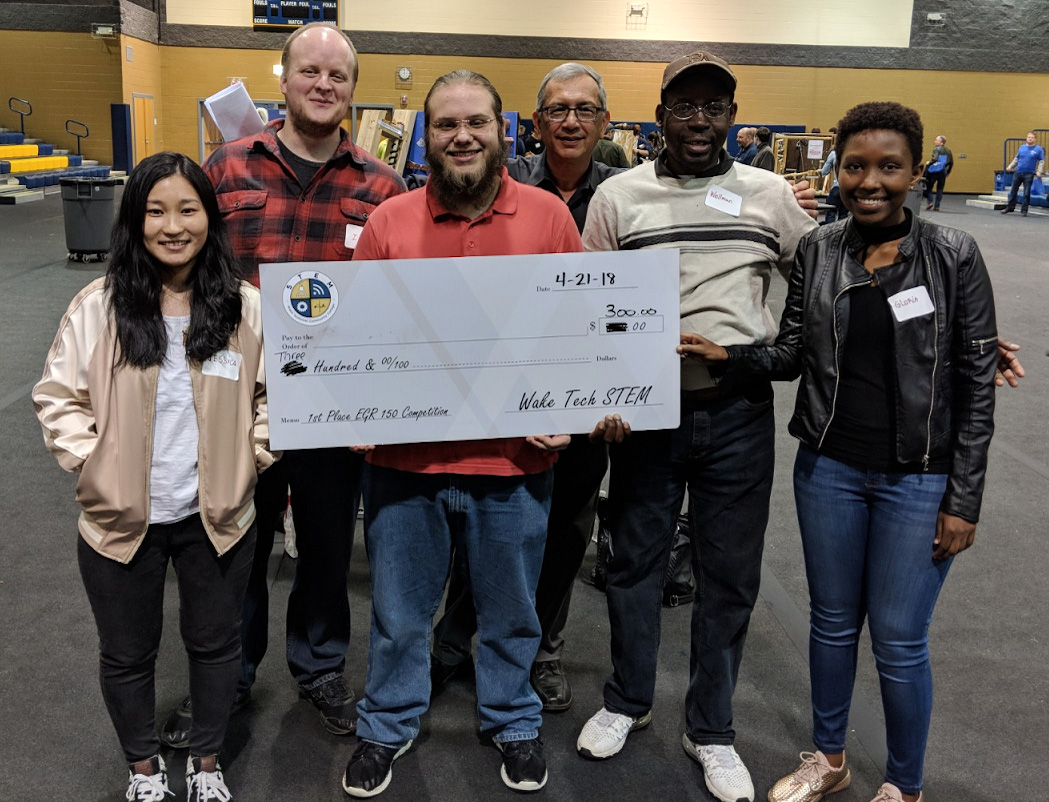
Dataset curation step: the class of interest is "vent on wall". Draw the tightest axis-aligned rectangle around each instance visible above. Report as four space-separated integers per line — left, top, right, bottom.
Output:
90 22 118 38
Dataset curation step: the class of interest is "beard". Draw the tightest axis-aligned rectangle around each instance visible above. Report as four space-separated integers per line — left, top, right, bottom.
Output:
285 99 344 140
426 136 508 211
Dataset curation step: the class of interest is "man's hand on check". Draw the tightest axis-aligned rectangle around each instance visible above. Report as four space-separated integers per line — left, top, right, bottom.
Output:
589 414 631 443
527 434 572 452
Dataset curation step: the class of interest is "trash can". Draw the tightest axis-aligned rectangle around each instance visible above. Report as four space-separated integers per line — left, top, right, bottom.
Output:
60 177 119 262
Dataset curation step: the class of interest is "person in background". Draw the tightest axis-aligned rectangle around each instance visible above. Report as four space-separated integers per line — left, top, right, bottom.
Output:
33 152 274 802
593 122 631 168
646 130 664 159
681 101 997 802
735 126 757 165
923 135 954 211
1001 131 1043 216
521 123 546 157
158 23 406 749
820 127 848 223
752 126 775 171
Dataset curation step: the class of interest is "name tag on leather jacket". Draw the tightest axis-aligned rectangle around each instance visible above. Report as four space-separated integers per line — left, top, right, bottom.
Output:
202 349 242 381
887 286 934 322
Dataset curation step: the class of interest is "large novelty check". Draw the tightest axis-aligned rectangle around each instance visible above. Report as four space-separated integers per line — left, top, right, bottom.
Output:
259 250 681 449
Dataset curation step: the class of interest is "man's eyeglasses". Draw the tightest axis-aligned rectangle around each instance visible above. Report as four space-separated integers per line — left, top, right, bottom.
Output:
666 101 731 121
430 117 495 136
538 105 606 123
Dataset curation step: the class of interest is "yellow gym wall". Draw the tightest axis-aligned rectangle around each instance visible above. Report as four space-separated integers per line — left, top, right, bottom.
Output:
166 0 913 49
0 30 121 164
3 28 1046 194
153 44 1046 194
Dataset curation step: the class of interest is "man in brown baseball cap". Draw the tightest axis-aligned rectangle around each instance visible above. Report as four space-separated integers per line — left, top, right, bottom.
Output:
662 50 738 93
575 49 819 802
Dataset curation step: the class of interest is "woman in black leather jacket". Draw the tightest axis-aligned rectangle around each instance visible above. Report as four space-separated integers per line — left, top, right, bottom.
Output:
679 102 997 802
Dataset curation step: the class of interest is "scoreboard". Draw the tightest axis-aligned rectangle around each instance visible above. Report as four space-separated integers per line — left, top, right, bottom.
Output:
253 1 339 29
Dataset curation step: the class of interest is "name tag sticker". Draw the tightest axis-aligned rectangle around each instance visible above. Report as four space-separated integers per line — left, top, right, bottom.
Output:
344 224 364 249
887 286 934 322
705 184 742 217
202 349 242 381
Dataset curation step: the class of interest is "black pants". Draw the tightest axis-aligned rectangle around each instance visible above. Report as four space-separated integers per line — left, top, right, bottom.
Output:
241 448 362 691
432 434 608 665
78 517 255 761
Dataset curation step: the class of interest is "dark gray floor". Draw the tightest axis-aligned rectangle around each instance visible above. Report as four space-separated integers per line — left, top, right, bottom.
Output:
1 193 1046 801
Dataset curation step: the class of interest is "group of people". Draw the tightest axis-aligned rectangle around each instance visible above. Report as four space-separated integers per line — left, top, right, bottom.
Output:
33 23 1025 802
733 126 775 171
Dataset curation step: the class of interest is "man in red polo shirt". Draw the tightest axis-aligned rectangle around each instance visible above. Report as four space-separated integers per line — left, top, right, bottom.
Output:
341 70 624 798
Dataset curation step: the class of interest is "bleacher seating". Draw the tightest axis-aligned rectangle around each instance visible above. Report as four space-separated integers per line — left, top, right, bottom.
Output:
0 124 115 204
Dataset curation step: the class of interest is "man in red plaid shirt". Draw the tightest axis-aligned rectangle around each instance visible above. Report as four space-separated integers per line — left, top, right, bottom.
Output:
158 22 405 749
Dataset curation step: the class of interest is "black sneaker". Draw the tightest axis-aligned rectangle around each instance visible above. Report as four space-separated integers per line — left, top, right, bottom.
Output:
300 675 357 735
158 689 251 749
497 738 548 792
126 755 173 801
186 756 232 802
342 739 412 797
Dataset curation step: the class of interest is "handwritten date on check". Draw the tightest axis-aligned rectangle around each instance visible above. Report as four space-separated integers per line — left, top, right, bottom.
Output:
259 251 681 449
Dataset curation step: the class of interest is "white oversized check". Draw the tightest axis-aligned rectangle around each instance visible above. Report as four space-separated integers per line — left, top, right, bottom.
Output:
259 250 681 449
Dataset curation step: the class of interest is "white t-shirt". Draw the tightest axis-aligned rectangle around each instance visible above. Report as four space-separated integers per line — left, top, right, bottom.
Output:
149 315 200 524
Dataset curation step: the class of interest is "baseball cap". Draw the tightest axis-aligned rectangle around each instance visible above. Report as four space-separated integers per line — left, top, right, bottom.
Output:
661 51 737 93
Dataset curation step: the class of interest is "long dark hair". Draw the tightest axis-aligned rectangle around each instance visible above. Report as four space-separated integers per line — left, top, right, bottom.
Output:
106 152 242 368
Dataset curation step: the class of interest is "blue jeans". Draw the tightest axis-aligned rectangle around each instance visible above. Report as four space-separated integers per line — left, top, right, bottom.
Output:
793 445 951 795
1006 171 1035 213
431 434 609 665
356 463 553 747
603 387 775 744
242 448 362 692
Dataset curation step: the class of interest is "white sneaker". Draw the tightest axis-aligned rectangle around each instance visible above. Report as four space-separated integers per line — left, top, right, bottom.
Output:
576 706 652 759
681 735 754 802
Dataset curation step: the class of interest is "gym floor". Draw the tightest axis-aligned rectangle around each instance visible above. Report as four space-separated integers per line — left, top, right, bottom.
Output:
1 191 1045 801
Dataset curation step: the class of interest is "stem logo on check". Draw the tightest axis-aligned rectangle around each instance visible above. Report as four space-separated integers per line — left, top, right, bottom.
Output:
284 271 339 326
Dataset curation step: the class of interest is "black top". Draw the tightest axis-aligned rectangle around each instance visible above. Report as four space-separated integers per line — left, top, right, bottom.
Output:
821 212 948 474
277 137 324 189
505 154 622 234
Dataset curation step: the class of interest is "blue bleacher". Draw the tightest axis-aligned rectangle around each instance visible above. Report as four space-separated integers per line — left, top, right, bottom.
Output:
0 132 25 145
20 166 111 189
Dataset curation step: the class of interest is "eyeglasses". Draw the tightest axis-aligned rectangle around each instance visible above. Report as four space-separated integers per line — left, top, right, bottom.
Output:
538 105 606 123
666 101 730 121
429 117 495 136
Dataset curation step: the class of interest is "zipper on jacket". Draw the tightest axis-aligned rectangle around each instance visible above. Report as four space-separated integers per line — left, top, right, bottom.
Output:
921 250 938 471
816 255 872 451
971 336 996 354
